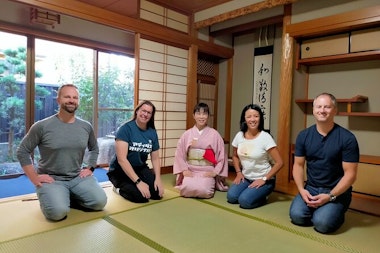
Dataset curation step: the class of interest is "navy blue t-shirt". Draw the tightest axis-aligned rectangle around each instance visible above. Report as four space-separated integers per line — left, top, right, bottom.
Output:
110 120 159 171
294 124 359 188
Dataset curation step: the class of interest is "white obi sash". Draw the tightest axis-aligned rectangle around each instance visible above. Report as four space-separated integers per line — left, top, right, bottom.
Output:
187 148 214 166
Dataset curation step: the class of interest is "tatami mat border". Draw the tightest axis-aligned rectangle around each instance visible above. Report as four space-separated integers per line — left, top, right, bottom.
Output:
197 199 361 253
1 197 176 252
0 195 181 246
104 195 182 216
103 216 173 253
101 197 181 253
0 175 369 253
0 215 102 244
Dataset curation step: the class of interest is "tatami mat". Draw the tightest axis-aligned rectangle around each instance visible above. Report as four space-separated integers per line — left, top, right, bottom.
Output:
0 219 160 253
0 183 179 242
200 188 380 253
163 175 380 253
108 197 348 253
1 174 379 253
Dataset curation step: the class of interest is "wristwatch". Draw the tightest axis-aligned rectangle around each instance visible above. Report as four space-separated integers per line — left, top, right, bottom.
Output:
328 193 337 202
89 167 95 172
262 176 267 182
134 178 142 185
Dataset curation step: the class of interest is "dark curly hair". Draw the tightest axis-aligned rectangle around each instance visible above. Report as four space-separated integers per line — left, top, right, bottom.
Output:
239 104 264 133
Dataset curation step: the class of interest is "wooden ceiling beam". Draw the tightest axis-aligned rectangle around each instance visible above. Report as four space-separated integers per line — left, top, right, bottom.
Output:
194 0 298 29
286 5 380 39
210 15 283 37
13 0 234 58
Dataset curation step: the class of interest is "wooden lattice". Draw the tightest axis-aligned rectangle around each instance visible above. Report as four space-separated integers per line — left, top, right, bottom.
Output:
197 58 215 76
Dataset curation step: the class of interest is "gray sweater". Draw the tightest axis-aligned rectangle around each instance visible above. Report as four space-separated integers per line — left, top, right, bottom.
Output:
17 114 99 180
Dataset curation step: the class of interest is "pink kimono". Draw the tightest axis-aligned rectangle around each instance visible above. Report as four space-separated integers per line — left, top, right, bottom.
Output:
173 126 228 198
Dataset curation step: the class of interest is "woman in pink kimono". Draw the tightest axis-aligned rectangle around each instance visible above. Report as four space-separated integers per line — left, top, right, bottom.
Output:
173 103 228 198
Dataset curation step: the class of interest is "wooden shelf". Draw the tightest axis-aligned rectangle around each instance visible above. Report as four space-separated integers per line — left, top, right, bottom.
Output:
295 95 368 104
286 5 380 217
297 50 380 67
338 112 380 117
360 155 380 165
290 146 380 165
295 95 375 115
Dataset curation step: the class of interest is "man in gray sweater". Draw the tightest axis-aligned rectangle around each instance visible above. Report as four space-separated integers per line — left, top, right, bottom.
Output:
17 84 107 221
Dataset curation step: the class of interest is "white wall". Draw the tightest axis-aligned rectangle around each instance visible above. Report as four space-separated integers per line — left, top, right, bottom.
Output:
231 33 255 146
227 24 282 156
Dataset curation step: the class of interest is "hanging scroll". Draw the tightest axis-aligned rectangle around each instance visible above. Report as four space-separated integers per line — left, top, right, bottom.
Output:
253 45 273 131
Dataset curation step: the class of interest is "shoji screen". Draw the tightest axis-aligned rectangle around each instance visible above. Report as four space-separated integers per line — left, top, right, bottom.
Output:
140 0 188 33
138 39 188 167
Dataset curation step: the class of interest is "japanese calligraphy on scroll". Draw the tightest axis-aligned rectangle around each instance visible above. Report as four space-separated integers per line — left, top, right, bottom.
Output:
253 45 273 131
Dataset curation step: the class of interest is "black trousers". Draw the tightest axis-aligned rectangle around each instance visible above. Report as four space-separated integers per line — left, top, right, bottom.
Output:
107 166 161 203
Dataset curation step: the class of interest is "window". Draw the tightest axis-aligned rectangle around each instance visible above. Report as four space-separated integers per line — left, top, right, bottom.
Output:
0 32 27 172
0 30 134 182
97 52 135 137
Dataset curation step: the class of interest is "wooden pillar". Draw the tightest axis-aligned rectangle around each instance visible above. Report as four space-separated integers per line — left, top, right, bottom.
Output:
225 58 233 143
275 4 297 194
134 33 141 105
187 44 198 129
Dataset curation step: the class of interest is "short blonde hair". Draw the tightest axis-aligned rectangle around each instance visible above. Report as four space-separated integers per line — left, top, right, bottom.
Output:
313 92 337 108
56 84 78 98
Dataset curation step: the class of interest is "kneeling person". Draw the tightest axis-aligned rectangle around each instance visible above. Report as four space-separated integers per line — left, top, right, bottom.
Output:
17 84 107 221
173 103 228 198
107 100 164 203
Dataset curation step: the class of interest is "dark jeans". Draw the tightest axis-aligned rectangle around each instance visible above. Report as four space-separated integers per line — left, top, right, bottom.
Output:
289 184 352 234
107 166 161 203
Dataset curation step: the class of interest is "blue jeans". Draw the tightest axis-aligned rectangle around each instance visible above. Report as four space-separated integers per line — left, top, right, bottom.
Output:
227 177 276 209
289 184 352 234
36 175 107 221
